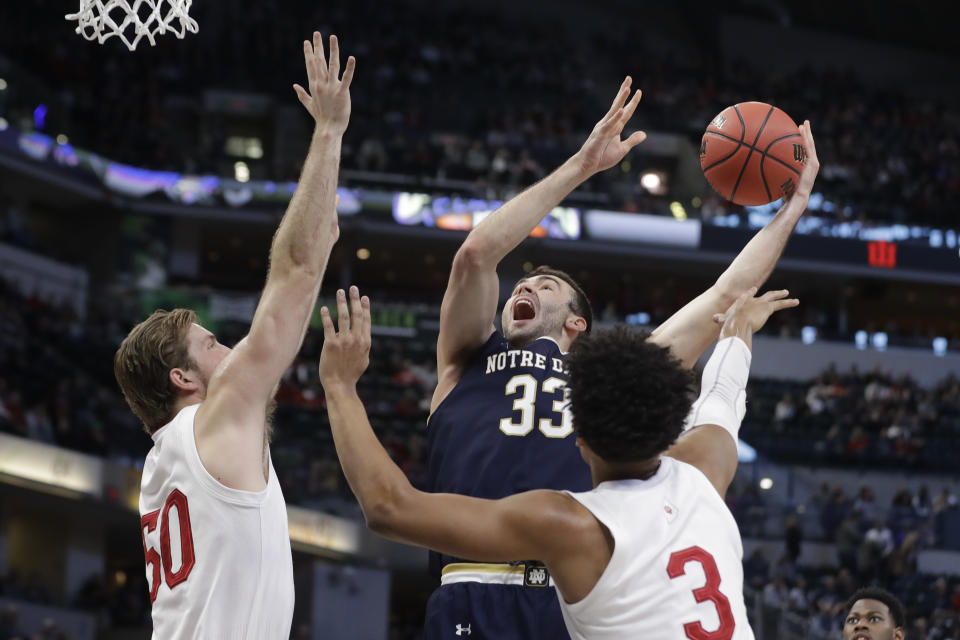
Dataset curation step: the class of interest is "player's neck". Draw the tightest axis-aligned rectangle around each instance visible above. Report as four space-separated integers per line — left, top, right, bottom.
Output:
510 329 575 352
174 391 204 415
592 458 662 486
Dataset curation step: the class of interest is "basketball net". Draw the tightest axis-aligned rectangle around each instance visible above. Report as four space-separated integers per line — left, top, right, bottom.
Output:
66 0 198 51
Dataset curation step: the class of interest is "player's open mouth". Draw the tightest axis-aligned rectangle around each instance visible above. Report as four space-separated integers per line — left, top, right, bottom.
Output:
513 297 536 321
853 634 871 640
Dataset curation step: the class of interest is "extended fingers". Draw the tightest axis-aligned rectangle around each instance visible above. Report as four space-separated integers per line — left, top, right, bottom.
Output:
336 288 350 333
320 306 335 338
302 39 316 85
760 289 791 302
624 130 647 150
341 55 356 88
292 83 310 106
621 89 643 122
773 298 800 311
602 77 632 121
313 32 328 78
361 295 371 339
599 88 643 138
802 120 819 165
348 286 363 335
328 35 340 80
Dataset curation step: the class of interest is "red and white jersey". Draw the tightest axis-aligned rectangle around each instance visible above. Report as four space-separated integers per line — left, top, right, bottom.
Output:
139 404 294 639
560 456 753 640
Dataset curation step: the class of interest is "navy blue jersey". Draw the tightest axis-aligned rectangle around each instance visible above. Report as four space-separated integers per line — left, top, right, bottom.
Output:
427 331 593 573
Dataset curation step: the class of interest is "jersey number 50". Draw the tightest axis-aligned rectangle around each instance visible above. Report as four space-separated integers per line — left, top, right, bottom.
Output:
500 375 573 438
141 489 196 604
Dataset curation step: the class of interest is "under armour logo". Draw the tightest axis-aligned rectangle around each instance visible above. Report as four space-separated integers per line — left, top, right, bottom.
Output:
456 623 472 636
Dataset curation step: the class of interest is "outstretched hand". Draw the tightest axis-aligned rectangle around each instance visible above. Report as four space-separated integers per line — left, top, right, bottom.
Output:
713 288 799 350
574 76 647 177
784 120 820 206
319 286 371 390
293 32 356 134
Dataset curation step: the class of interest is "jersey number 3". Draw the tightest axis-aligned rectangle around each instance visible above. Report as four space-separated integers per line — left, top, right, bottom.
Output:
667 546 735 640
141 489 196 603
499 375 573 438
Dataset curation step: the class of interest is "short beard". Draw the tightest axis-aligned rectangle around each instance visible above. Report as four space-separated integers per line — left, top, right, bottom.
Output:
504 311 566 348
505 325 540 348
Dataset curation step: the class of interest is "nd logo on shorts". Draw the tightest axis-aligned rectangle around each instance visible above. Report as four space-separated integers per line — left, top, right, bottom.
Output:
524 564 549 587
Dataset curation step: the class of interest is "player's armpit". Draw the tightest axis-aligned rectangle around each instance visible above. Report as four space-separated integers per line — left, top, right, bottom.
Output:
665 425 739 497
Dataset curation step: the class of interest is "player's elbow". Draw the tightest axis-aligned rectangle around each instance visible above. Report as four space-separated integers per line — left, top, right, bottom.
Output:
363 503 395 536
453 238 494 272
360 486 410 536
710 283 742 309
275 256 324 283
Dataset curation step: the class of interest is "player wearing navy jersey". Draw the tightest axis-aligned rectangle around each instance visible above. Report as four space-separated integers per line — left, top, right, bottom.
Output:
426 75 820 639
319 286 797 640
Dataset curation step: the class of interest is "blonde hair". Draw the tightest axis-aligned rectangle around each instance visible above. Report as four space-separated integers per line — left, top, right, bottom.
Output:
114 309 198 433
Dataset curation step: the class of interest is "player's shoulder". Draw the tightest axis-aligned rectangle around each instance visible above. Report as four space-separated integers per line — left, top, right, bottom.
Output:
148 404 198 449
664 456 721 491
510 490 601 544
480 330 510 353
531 335 566 354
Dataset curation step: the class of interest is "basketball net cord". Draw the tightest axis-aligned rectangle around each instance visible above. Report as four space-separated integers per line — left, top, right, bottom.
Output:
66 0 198 52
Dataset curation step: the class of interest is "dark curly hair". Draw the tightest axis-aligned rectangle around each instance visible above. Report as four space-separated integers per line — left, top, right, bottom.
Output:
844 587 905 629
565 325 695 462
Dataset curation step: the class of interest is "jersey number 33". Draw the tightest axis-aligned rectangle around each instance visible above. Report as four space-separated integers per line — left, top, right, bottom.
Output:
499 374 573 438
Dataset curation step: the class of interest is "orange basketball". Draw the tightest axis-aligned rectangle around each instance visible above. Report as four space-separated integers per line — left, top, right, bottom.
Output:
700 102 805 206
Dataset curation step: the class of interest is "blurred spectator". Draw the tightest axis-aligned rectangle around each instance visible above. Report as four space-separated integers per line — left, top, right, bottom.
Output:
784 514 803 562
835 513 862 573
743 548 770 591
808 597 841 639
860 518 894 580
1 0 957 227
787 577 808 614
763 576 789 609
929 577 952 614
773 393 797 427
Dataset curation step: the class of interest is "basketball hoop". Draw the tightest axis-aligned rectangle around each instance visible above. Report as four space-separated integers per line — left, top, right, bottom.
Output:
66 0 198 52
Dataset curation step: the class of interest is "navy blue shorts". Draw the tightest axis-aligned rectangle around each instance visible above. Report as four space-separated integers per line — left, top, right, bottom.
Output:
424 581 570 640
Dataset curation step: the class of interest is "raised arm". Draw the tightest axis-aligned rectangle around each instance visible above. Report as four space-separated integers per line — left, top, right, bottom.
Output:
650 122 820 368
322 288 608 602
433 78 646 409
666 288 798 496
195 33 355 491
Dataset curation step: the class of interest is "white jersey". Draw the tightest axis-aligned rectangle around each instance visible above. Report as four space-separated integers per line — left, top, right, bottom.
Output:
139 404 294 639
560 456 753 640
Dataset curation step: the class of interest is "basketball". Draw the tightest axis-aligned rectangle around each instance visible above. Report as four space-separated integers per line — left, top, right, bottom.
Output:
700 102 805 206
